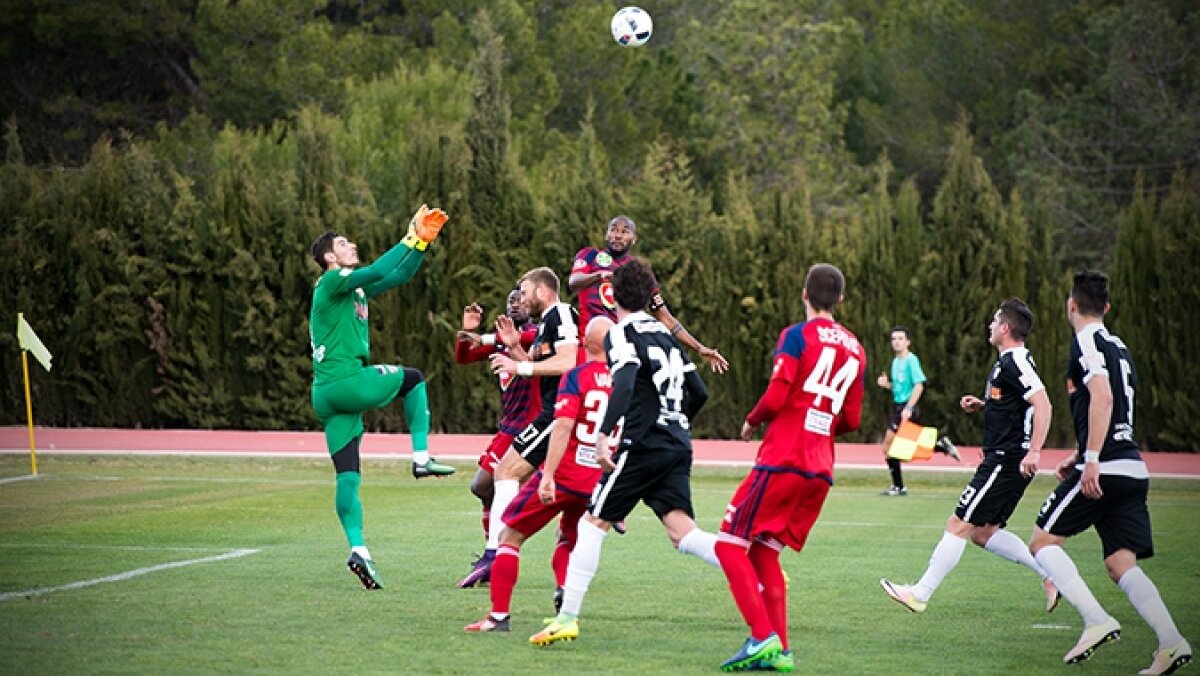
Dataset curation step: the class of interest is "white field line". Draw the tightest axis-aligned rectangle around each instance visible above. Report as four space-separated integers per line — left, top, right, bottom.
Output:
0 547 260 602
0 474 38 485
0 543 246 552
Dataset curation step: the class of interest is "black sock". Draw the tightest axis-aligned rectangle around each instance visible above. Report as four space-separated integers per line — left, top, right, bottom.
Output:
887 458 904 488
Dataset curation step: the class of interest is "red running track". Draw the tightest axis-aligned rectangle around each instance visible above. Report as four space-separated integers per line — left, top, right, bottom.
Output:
3 427 1199 478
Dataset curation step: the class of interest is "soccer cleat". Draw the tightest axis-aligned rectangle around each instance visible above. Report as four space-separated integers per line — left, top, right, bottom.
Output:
880 578 926 613
748 649 794 672
346 552 383 590
1043 578 1062 613
936 436 961 462
457 550 495 588
882 486 908 497
530 618 580 646
1063 616 1121 664
412 458 455 479
464 614 511 633
1139 638 1193 675
553 586 564 613
720 633 783 672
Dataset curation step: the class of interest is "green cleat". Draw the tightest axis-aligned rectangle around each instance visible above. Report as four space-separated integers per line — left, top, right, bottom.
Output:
530 618 579 646
749 649 794 672
412 458 455 479
346 552 383 590
721 633 782 672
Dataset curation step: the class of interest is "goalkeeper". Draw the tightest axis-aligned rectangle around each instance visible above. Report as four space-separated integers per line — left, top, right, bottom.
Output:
309 204 453 590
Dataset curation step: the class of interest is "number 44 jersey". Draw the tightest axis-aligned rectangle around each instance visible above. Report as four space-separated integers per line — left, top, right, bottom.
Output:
745 318 867 482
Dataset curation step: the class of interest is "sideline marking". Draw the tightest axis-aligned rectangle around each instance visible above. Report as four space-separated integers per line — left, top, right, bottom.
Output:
0 547 261 602
1031 624 1074 631
0 475 38 485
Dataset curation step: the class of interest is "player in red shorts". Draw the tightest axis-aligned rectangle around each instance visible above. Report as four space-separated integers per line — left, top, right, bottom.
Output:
714 263 867 672
454 289 540 584
463 316 615 633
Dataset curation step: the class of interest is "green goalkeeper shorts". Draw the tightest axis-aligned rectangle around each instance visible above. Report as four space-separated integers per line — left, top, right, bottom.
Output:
311 365 408 453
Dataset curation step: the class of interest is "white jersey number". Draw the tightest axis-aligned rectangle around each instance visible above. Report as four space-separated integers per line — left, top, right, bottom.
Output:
647 345 689 429
802 347 860 414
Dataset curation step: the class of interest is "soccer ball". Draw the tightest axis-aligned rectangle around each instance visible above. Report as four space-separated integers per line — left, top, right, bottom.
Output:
611 6 653 47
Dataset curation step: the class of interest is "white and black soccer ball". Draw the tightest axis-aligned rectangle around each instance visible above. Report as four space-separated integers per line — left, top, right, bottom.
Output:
610 6 653 48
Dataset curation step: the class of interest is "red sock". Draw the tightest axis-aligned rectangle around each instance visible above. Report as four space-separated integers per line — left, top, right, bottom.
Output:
749 542 788 649
552 536 572 586
489 544 520 615
715 540 774 640
481 508 491 539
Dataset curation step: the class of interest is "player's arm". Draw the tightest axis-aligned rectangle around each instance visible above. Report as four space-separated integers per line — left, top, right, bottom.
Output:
361 205 447 298
744 353 797 430
682 365 709 420
599 363 635 438
901 382 924 421
1080 373 1113 498
491 340 578 379
1020 389 1052 478
340 239 419 292
568 251 604 293
649 302 729 374
539 410 575 504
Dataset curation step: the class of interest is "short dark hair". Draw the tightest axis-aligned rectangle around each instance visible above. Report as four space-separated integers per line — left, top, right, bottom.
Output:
612 257 655 312
805 263 844 312
521 266 560 294
1071 270 1109 316
311 231 339 269
607 215 637 233
890 325 910 339
998 297 1033 341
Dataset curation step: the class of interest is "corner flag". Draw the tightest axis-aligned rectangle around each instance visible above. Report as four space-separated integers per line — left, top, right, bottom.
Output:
886 420 939 462
18 313 52 372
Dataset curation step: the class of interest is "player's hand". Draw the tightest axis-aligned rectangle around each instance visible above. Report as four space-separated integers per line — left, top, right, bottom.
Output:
960 395 984 413
700 347 729 374
456 330 483 348
740 420 757 441
538 475 556 504
489 353 517 376
462 303 483 331
495 315 519 348
876 373 889 389
1055 455 1075 481
597 437 616 472
1080 461 1103 499
1020 450 1040 478
900 406 914 422
409 203 449 243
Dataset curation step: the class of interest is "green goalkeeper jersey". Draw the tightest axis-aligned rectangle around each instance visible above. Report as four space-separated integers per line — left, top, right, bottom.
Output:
309 238 425 384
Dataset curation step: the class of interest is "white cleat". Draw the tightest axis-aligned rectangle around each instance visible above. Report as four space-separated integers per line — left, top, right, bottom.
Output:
879 578 926 613
1043 578 1062 613
1139 638 1193 676
1063 616 1121 664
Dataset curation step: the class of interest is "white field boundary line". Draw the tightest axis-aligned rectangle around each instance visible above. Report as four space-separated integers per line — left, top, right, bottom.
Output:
0 547 260 603
0 474 38 484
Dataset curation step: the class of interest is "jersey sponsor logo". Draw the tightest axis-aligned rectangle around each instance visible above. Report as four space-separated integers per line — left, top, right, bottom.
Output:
575 444 600 468
572 258 588 271
596 252 613 267
804 408 834 436
600 281 616 309
990 386 1002 400
355 301 369 321
312 344 326 362
498 370 513 392
340 269 353 277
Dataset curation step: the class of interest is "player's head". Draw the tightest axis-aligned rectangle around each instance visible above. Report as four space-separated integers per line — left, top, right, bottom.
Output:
506 287 529 325
991 297 1033 345
1068 269 1110 321
889 325 911 354
584 316 613 360
605 215 638 256
519 266 560 318
312 231 357 270
803 263 844 313
611 256 655 312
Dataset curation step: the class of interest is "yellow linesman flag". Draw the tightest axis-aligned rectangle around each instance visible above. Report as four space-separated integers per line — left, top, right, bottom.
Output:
17 313 52 371
886 420 939 462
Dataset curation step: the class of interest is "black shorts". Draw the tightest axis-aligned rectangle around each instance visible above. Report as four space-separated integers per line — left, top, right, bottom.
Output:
511 407 556 469
953 450 1033 528
1035 469 1154 559
888 402 920 432
588 448 695 523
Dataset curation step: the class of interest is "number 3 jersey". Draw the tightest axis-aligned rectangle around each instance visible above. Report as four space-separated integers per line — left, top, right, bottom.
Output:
600 311 709 454
745 317 866 481
551 359 614 494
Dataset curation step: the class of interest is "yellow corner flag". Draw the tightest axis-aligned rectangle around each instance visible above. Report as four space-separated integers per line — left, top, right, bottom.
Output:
18 313 52 372
17 313 52 476
886 420 939 462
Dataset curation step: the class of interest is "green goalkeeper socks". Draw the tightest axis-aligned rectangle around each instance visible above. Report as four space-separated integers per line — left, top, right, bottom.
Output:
335 471 365 548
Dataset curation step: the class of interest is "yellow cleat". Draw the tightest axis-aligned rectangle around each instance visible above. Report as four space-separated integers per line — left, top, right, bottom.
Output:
530 618 579 646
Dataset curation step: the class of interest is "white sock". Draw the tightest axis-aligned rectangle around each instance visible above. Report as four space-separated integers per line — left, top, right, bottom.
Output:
487 479 520 550
560 519 607 617
351 545 371 559
677 528 721 568
1035 545 1110 627
412 450 430 465
984 529 1048 578
913 531 967 602
1118 566 1184 648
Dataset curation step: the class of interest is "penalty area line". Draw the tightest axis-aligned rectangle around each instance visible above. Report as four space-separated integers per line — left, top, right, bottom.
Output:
0 547 261 603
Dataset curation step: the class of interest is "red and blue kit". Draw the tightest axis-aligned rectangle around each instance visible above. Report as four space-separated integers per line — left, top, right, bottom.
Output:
455 322 541 472
571 247 663 327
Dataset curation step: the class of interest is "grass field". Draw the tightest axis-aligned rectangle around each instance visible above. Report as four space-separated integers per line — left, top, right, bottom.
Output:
1 454 1196 674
